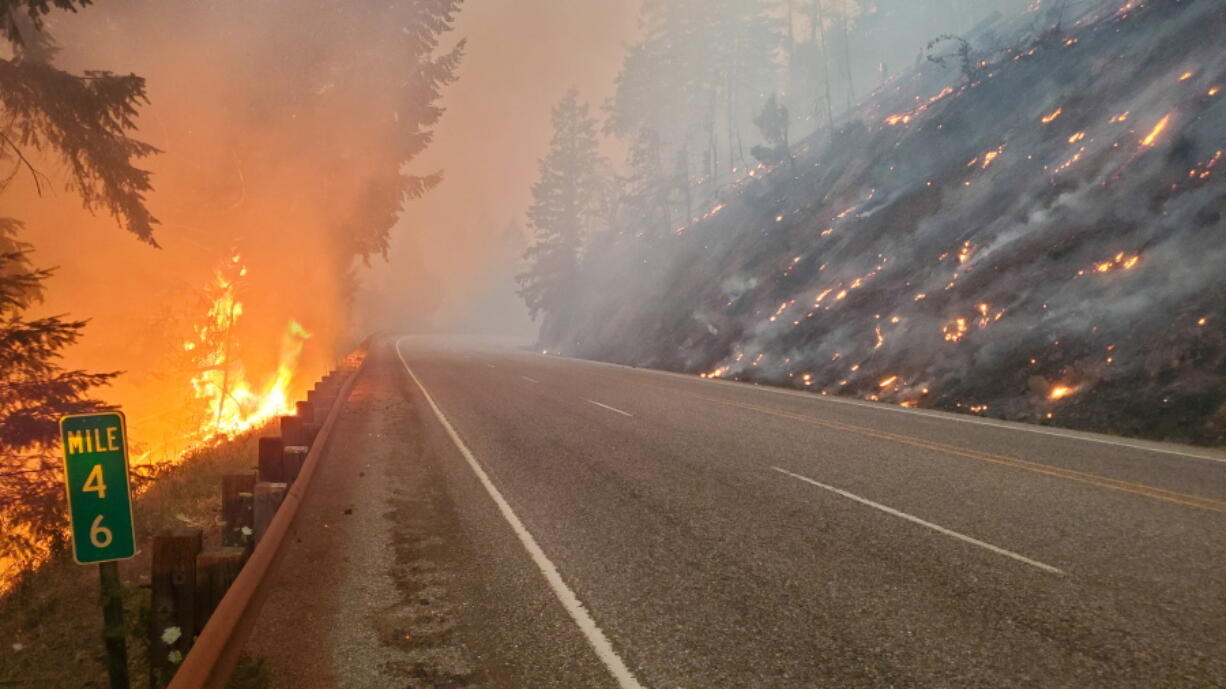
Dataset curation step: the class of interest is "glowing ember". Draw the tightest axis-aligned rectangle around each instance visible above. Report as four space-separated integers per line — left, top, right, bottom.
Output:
1048 385 1078 401
884 86 956 127
1080 252 1141 276
1040 108 1063 124
979 145 1006 169
943 318 969 343
1140 114 1172 147
1177 71 1194 82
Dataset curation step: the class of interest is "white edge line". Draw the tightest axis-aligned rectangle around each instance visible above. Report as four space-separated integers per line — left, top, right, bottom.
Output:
395 338 648 689
521 375 540 384
538 352 1226 466
773 467 1065 576
586 399 634 417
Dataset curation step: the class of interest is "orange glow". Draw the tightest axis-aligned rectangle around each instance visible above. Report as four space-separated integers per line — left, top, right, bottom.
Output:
1049 385 1077 401
1040 108 1063 124
1140 114 1172 147
943 318 969 343
884 87 955 127
183 254 312 447
1082 252 1141 276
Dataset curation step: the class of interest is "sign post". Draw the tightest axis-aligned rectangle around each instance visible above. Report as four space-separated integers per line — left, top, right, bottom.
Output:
60 411 135 689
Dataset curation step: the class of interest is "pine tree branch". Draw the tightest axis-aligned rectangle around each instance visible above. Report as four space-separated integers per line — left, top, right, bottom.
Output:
0 130 47 195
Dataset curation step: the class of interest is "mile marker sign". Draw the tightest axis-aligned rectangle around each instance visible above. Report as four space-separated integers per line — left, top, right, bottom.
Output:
60 412 136 564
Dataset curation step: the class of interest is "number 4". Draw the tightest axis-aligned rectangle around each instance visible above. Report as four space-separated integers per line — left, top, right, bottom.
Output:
83 464 107 499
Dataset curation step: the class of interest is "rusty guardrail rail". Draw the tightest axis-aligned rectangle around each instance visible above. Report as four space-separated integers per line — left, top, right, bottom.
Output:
166 350 368 689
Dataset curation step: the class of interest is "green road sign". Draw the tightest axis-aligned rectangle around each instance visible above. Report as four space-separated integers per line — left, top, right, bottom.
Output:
60 412 136 564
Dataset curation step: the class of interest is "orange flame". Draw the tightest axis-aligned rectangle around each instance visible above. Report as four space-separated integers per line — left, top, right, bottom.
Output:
1049 385 1077 401
186 254 312 444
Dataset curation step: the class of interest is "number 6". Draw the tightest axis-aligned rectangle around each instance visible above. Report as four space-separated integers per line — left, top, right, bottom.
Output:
90 514 113 549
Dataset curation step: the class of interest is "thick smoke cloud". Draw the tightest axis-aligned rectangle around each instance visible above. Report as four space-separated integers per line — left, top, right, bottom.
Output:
547 0 1226 444
353 0 638 338
7 0 469 459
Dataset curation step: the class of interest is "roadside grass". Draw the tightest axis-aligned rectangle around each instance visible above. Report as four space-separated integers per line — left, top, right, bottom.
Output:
0 429 267 689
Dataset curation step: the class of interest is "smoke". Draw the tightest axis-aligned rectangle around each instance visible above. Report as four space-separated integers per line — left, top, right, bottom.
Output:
353 0 639 338
5 0 470 460
546 0 1226 443
1 0 643 460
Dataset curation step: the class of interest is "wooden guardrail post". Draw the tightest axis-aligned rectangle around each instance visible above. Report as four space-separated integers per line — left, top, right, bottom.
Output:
257 437 285 483
282 446 309 485
220 471 256 548
280 415 304 447
150 527 203 689
296 401 315 424
252 482 287 544
194 548 245 635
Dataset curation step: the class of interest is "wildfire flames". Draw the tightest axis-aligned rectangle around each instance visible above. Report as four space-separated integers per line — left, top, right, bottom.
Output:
184 254 312 445
1049 385 1078 401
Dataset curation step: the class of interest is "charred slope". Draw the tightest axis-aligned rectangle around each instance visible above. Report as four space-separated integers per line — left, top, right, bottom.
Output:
548 0 1226 445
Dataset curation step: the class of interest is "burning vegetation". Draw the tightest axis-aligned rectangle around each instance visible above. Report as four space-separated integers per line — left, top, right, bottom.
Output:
535 0 1226 445
0 0 465 588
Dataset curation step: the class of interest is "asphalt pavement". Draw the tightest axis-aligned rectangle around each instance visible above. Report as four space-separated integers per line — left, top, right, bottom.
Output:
247 335 1226 688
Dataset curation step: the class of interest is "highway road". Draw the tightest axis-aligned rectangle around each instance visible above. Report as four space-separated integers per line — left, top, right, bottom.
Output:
247 335 1226 688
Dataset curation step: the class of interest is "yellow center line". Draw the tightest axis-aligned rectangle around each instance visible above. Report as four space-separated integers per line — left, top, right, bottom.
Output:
685 392 1226 514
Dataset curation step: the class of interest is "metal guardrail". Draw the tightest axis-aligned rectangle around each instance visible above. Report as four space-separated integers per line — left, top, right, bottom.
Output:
166 352 368 689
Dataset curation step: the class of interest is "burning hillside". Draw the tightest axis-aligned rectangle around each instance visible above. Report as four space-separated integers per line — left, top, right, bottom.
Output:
546 0 1226 444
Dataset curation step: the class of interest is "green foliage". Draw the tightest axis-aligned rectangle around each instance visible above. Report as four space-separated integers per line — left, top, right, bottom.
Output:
517 90 607 322
0 220 118 574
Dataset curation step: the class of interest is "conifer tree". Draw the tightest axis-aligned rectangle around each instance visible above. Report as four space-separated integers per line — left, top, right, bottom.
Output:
0 0 159 243
0 220 118 577
0 0 152 579
334 0 466 263
517 90 607 324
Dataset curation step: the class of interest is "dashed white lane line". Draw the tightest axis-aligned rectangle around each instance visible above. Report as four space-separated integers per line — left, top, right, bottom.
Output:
543 352 1226 466
486 363 497 369
521 375 540 384
585 399 634 417
395 338 648 689
773 467 1065 576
